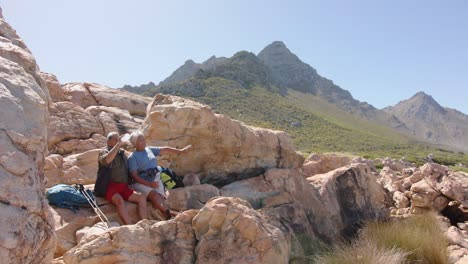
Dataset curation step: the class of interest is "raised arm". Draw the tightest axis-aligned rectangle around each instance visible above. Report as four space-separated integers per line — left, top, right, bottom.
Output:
159 145 192 156
100 140 122 166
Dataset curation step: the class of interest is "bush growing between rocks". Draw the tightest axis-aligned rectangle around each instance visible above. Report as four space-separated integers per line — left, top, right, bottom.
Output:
313 212 449 264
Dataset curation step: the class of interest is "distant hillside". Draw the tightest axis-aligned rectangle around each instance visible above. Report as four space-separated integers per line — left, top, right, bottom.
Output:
384 92 468 152
121 82 157 94
160 55 227 86
119 41 468 164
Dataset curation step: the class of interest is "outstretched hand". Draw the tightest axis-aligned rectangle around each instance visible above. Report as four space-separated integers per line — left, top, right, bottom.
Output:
118 134 130 147
182 145 192 152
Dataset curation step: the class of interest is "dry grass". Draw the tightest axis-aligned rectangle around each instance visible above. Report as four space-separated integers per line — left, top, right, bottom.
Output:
313 240 408 264
312 212 449 264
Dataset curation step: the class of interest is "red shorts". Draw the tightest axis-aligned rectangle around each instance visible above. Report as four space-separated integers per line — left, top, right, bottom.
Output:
105 182 134 202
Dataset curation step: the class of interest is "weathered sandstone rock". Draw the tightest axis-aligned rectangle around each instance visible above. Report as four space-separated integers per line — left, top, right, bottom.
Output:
62 82 151 116
220 168 335 252
141 94 304 185
54 134 106 156
62 210 197 264
167 184 220 212
382 163 468 213
85 105 142 135
44 149 101 187
48 102 103 150
51 196 160 257
193 197 291 264
302 153 351 176
40 72 63 102
0 15 55 263
307 163 388 238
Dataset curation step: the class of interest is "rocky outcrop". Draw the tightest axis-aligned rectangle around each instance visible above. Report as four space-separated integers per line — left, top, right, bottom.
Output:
62 210 197 264
380 163 468 218
142 94 305 185
40 72 64 102
44 149 101 188
307 163 388 238
53 134 106 156
303 153 351 176
193 197 291 264
221 165 388 249
167 184 220 212
62 82 151 116
0 14 56 263
220 168 336 251
48 102 103 150
85 105 143 135
45 81 146 183
51 197 161 257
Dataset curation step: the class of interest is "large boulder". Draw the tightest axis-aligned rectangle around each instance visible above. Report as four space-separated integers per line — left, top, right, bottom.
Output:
40 72 64 102
302 153 351 176
0 14 56 263
220 168 335 251
380 163 468 214
61 83 98 109
51 196 162 257
167 184 220 212
62 211 197 264
61 82 151 116
307 163 389 238
85 105 142 135
54 134 106 156
221 165 388 247
410 179 448 212
193 197 291 264
44 149 101 187
48 102 103 150
141 94 304 185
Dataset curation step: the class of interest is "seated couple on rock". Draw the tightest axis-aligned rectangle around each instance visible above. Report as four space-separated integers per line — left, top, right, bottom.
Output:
96 131 191 224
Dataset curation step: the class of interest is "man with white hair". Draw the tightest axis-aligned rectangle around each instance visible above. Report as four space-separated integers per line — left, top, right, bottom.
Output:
96 132 148 225
128 131 191 220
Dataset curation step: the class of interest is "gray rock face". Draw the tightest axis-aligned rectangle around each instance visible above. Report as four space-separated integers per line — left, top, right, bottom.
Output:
257 41 320 93
257 41 381 119
0 15 56 264
385 91 468 151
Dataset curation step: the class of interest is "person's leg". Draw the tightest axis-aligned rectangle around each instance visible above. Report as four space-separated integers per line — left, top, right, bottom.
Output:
127 192 148 221
111 193 132 225
147 190 170 219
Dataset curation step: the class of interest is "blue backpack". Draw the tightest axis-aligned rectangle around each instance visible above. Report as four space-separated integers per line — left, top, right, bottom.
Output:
46 184 94 211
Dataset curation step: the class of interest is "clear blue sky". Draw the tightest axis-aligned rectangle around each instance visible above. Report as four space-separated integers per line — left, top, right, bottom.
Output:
1 0 467 113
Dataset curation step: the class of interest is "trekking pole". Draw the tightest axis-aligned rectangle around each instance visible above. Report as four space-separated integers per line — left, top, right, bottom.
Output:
78 184 111 228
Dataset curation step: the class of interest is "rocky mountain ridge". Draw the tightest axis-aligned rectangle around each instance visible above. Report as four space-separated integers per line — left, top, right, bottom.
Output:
122 41 467 152
385 91 468 152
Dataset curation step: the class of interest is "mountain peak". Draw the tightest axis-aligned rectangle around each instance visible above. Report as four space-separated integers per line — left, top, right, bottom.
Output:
266 40 287 48
258 41 292 57
386 91 447 122
184 59 196 66
409 91 443 109
412 91 431 99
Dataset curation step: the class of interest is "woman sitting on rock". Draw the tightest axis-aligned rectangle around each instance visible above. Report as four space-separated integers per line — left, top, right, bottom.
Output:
128 131 191 219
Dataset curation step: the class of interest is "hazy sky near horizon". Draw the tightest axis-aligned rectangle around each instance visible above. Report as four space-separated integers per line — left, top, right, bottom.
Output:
1 0 467 113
